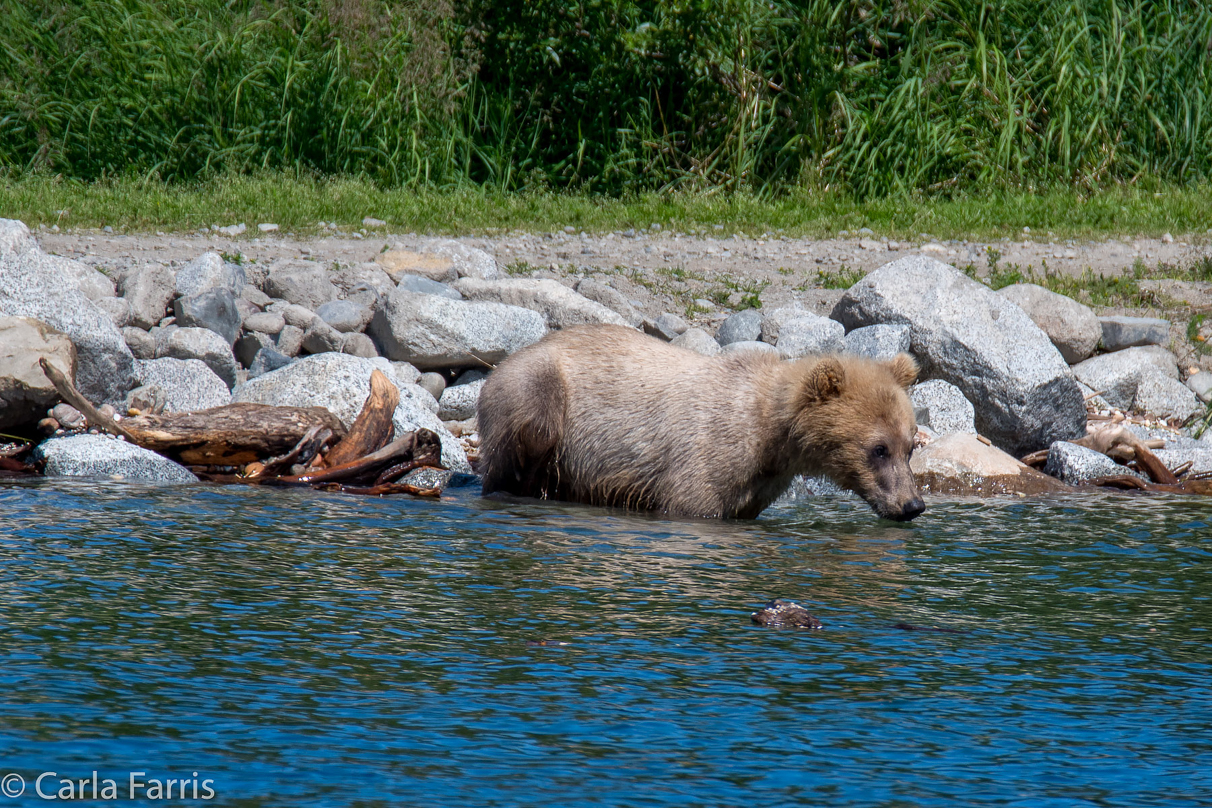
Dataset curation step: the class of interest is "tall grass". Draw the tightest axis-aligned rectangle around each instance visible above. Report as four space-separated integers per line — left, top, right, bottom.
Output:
2 1 1211 196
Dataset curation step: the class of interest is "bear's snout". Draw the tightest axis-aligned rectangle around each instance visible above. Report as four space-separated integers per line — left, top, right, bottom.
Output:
886 495 926 522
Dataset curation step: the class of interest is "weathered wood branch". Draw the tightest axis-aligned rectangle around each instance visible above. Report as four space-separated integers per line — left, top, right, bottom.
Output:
38 357 138 441
276 428 442 485
325 369 398 467
122 404 347 465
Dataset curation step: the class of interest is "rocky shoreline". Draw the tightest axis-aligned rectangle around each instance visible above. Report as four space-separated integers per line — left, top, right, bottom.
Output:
3 216 1212 501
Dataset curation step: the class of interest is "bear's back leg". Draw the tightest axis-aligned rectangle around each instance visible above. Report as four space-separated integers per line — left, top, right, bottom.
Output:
477 348 567 499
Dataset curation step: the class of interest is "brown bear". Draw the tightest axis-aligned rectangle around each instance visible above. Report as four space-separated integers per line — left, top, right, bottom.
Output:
477 324 925 521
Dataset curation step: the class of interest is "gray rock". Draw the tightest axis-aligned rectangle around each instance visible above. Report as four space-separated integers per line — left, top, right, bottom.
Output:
376 239 499 283
155 327 238 388
831 255 1085 455
417 372 446 402
670 327 722 356
721 340 779 356
776 315 845 359
243 311 285 335
574 278 643 326
453 277 629 330
214 223 246 237
654 312 690 337
843 323 911 360
998 283 1102 363
175 252 245 298
316 299 373 333
239 285 272 309
1071 347 1181 410
1133 371 1203 420
265 261 338 310
301 320 344 354
95 296 133 328
0 242 135 406
331 262 395 297
63 260 116 301
50 402 86 430
438 378 485 421
1154 445 1212 475
232 352 468 471
759 307 814 344
1044 441 1140 484
454 369 488 385
174 287 241 345
0 316 77 429
1188 372 1212 403
0 218 33 256
910 379 976 434
399 466 454 491
134 357 231 412
716 309 763 345
248 347 292 379
119 263 176 329
391 361 421 385
124 384 165 415
122 327 156 360
235 298 260 323
368 288 546 370
34 433 198 483
340 332 379 358
275 324 304 357
234 331 275 367
1099 315 1170 351
397 274 463 300
267 301 319 330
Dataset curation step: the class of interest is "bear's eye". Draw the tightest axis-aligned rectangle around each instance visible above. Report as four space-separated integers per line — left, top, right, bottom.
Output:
872 444 889 460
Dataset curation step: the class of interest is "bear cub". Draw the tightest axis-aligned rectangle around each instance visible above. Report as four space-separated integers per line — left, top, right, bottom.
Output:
477 324 924 521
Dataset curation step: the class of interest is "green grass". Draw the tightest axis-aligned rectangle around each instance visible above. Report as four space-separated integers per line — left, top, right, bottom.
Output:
4 173 1212 241
4 1 1212 196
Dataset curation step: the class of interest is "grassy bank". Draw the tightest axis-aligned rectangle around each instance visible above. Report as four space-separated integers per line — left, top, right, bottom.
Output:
3 1 1212 196
3 174 1211 241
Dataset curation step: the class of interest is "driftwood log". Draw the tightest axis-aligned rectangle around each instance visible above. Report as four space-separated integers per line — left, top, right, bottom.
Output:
325 369 399 467
34 358 447 499
121 404 347 465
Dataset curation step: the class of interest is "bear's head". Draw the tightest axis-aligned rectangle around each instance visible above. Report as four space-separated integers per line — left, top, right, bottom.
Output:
791 353 925 522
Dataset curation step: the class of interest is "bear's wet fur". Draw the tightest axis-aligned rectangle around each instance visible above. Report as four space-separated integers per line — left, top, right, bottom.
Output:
477 324 925 520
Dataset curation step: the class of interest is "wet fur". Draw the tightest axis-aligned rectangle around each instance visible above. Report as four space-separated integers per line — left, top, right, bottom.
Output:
477 325 923 520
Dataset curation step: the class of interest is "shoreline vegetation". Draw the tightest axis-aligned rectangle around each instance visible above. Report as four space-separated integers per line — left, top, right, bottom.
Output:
2 174 1212 241
4 1 1212 205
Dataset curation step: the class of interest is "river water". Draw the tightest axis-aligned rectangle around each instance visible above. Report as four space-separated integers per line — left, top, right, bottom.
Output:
0 479 1209 806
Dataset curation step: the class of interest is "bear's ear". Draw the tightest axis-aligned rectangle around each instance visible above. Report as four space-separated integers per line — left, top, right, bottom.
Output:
800 356 846 404
887 353 918 390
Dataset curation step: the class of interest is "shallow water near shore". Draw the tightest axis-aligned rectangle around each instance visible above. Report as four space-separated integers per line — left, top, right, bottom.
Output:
1 479 1209 807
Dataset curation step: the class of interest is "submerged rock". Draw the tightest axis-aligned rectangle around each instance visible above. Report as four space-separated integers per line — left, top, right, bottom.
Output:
751 599 823 630
35 433 198 483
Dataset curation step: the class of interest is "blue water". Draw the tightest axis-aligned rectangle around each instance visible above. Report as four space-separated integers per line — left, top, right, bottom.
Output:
0 479 1210 806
